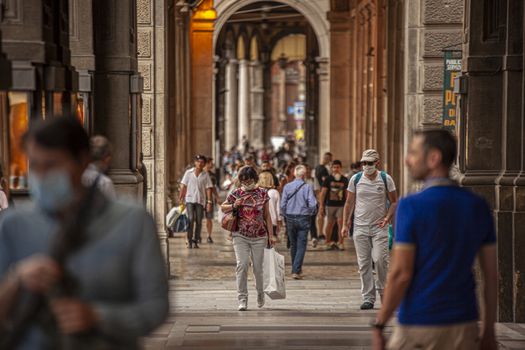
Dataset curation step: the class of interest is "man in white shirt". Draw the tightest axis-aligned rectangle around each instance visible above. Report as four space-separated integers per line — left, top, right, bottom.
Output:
342 149 398 310
82 135 117 200
180 155 213 249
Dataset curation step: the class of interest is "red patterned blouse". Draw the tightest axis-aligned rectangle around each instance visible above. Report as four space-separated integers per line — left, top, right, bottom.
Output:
227 187 270 238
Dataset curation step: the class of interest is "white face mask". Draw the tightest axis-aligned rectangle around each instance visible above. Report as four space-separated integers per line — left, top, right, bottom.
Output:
363 165 377 175
241 182 257 191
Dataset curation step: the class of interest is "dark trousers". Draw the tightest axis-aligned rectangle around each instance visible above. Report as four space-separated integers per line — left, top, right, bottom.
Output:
286 215 311 274
309 215 318 240
186 203 204 242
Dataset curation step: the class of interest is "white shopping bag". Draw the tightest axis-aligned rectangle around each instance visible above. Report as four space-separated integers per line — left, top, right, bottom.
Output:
263 248 286 300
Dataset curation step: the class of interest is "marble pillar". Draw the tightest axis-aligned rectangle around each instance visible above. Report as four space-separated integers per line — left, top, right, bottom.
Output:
237 58 250 142
93 0 142 198
250 60 265 149
277 58 287 135
327 6 351 167
316 57 330 158
224 58 238 150
190 0 216 157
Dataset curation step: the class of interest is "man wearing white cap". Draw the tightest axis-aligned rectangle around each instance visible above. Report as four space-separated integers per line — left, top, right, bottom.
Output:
342 149 398 310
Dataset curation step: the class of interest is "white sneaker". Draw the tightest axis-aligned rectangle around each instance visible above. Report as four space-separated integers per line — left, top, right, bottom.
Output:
257 293 265 308
238 299 247 311
312 238 318 248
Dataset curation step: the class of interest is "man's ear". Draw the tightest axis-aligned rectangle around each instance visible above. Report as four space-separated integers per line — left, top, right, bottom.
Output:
426 149 442 169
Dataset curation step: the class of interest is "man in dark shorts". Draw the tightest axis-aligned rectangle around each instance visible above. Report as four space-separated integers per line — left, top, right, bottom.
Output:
319 160 349 250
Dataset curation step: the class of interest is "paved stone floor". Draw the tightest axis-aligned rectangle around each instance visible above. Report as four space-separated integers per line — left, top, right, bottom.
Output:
142 225 525 349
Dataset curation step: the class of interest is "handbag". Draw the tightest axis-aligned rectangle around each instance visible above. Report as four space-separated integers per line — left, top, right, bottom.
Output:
221 207 239 232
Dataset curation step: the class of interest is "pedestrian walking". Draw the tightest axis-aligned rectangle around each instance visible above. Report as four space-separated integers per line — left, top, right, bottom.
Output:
204 157 219 244
342 149 398 310
304 165 319 247
221 166 275 311
179 154 214 249
258 171 282 242
314 152 332 241
81 135 117 200
371 129 497 350
319 160 349 250
0 117 168 349
280 165 318 280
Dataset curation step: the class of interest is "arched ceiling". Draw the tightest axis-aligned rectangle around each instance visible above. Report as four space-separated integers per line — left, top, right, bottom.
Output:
214 0 330 59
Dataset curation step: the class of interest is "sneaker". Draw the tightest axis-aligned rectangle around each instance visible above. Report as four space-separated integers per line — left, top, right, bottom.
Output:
292 273 303 280
312 238 318 248
238 299 247 311
193 240 200 249
257 293 265 308
360 302 374 310
332 243 340 251
318 234 326 241
207 237 214 244
197 238 202 244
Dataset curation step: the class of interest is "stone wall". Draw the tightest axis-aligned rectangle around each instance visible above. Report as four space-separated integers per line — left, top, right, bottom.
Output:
402 0 463 190
137 0 169 259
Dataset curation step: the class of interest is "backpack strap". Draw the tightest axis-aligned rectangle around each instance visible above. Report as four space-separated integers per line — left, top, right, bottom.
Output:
354 171 363 186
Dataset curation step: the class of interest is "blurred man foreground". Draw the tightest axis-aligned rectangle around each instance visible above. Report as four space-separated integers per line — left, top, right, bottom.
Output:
372 129 497 350
0 117 168 349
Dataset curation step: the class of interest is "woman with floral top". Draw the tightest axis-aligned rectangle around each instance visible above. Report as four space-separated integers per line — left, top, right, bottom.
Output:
221 166 275 311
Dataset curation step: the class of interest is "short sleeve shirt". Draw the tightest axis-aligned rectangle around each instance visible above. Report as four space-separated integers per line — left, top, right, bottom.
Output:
347 172 396 225
181 168 213 206
395 186 496 325
322 175 349 207
227 188 269 238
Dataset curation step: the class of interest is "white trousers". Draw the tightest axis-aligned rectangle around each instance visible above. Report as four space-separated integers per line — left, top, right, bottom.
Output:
353 225 390 303
232 234 267 301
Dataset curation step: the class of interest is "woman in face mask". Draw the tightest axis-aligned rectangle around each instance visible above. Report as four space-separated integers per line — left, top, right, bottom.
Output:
221 166 275 311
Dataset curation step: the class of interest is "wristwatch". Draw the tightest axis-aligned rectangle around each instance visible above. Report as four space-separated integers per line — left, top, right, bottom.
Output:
370 319 386 331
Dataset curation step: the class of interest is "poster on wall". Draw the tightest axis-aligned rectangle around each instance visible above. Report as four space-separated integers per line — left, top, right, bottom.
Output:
442 51 462 131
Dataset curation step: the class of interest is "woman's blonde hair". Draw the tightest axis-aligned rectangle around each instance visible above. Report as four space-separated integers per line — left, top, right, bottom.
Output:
257 171 275 189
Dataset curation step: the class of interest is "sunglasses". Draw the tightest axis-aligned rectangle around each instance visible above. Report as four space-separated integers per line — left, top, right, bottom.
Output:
361 161 376 166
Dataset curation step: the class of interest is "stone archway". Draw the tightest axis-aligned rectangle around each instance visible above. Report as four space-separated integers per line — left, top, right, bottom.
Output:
213 0 331 159
214 0 330 58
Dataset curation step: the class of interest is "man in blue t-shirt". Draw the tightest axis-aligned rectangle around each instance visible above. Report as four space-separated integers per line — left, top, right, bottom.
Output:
371 130 497 350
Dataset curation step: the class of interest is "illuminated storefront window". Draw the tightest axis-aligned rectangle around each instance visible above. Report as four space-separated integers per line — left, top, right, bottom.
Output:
7 92 30 191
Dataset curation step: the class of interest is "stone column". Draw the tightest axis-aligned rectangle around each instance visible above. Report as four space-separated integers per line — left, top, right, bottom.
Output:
250 60 265 149
316 57 330 158
189 0 216 156
93 0 142 198
328 5 352 167
237 58 250 142
224 58 238 150
138 0 169 266
277 56 287 135
461 0 524 322
169 0 192 203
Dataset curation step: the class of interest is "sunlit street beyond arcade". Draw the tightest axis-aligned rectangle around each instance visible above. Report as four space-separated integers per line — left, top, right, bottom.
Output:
141 229 525 350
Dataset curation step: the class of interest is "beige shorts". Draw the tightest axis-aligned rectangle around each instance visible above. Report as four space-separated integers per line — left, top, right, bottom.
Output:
387 321 479 350
326 206 343 220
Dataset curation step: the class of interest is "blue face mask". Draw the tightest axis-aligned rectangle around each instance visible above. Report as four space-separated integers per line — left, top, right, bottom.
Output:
29 170 74 214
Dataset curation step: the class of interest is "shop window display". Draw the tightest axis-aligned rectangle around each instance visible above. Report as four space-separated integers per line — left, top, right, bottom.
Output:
7 92 29 191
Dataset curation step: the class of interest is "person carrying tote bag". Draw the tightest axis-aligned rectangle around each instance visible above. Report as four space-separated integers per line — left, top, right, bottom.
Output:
220 166 276 311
